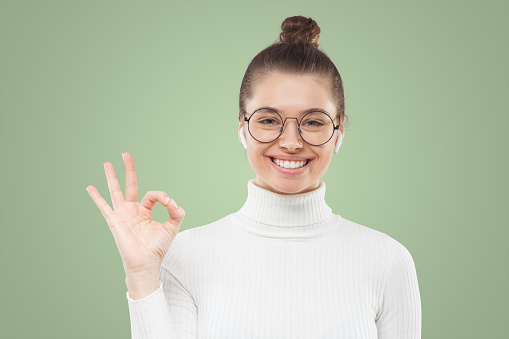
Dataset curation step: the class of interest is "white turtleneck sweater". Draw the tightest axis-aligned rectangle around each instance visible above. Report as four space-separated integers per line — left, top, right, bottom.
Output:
126 179 422 338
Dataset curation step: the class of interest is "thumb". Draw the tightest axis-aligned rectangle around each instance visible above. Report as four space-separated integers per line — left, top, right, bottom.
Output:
162 198 185 236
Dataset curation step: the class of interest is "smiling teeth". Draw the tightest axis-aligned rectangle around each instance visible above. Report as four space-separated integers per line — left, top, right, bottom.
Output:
272 158 308 169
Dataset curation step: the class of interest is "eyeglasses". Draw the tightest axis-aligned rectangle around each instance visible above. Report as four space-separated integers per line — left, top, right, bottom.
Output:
244 108 340 146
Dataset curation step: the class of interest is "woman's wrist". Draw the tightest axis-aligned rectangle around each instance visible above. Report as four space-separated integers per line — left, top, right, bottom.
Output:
125 272 161 300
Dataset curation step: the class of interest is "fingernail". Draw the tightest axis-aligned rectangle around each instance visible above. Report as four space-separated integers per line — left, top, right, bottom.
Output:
122 152 125 159
170 199 178 210
164 196 170 204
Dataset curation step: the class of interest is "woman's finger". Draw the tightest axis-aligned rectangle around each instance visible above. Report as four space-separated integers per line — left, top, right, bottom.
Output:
104 162 125 210
139 191 170 217
162 201 185 237
86 185 114 223
122 152 138 203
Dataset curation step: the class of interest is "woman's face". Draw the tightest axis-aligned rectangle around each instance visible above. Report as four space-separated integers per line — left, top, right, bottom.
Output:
238 71 344 195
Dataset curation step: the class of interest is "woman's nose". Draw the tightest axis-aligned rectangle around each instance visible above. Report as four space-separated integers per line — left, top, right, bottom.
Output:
278 119 303 150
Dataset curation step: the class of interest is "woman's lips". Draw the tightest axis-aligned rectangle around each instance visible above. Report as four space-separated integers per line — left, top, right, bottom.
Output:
266 156 311 176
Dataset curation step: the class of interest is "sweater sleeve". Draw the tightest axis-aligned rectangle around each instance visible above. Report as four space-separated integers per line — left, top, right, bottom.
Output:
376 237 422 339
125 231 198 339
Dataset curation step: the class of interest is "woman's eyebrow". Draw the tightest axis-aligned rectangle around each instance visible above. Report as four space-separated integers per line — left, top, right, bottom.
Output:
258 106 331 116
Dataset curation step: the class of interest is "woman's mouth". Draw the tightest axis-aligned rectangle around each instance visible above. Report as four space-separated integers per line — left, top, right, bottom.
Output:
267 157 312 176
271 158 309 168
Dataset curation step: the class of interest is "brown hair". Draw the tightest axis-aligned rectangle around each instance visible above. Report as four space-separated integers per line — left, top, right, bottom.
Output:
238 15 349 128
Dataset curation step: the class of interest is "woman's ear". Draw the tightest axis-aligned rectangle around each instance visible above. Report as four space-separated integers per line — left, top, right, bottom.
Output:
334 130 343 154
334 116 345 154
239 126 247 150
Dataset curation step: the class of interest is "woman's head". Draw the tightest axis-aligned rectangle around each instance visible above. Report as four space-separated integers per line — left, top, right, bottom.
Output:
238 16 349 195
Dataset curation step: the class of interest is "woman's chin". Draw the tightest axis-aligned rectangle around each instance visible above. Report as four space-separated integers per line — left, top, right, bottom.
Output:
255 177 314 195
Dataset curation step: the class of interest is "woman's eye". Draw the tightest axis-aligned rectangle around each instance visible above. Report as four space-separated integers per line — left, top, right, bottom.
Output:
260 119 278 125
304 120 323 126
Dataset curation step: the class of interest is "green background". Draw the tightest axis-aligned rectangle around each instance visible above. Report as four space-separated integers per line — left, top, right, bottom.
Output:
1 0 507 338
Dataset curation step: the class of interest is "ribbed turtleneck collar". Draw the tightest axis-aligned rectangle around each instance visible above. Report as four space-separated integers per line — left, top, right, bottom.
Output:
232 179 338 238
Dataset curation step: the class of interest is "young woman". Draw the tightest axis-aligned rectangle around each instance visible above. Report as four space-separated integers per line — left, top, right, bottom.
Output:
87 15 421 339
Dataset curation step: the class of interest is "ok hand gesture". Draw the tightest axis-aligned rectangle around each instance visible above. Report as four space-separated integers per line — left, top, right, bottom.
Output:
86 152 185 278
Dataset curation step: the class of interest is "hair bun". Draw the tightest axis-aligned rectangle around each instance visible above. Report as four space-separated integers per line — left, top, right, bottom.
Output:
279 16 321 48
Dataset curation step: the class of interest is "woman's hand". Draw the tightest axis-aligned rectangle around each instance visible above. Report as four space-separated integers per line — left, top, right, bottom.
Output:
86 152 186 278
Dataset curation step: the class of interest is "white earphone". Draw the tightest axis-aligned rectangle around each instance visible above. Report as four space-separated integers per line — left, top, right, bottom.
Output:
239 126 248 149
334 130 343 154
239 126 343 154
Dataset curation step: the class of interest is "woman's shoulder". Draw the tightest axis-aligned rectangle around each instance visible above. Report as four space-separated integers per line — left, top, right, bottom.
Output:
161 215 233 269
173 213 234 244
337 215 415 257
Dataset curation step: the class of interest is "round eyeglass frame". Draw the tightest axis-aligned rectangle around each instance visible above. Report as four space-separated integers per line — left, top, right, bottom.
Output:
244 108 340 146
